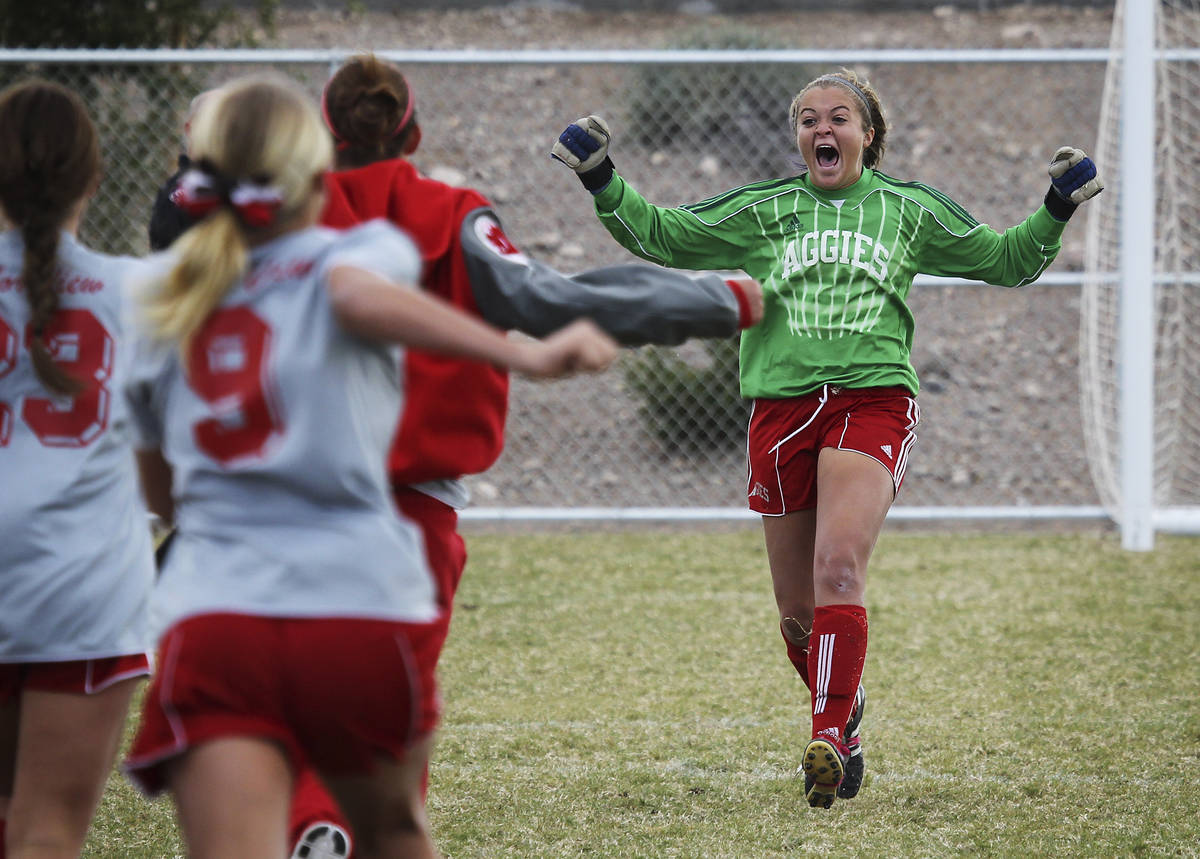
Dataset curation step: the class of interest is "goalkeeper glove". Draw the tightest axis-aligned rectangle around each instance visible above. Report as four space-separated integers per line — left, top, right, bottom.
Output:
1045 146 1104 221
551 115 615 194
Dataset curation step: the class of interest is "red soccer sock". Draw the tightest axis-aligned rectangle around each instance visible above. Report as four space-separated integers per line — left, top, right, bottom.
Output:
807 604 868 744
780 621 811 689
289 767 354 857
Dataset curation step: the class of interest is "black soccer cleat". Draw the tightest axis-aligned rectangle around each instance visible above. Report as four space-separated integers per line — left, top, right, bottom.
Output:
838 684 866 799
844 683 866 740
800 684 866 801
801 735 849 809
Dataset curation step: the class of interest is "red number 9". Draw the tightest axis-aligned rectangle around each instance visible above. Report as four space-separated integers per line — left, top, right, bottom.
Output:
186 306 283 465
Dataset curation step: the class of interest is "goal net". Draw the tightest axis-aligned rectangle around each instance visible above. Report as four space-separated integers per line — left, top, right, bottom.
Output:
1081 0 1200 526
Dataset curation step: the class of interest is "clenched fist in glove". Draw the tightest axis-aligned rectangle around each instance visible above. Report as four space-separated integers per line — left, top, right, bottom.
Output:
551 115 615 194
1044 146 1104 221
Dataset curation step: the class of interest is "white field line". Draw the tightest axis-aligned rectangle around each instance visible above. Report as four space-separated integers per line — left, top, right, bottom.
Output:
439 749 1150 789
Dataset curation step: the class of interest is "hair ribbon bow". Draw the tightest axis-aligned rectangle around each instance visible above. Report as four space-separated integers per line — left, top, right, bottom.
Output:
170 162 285 228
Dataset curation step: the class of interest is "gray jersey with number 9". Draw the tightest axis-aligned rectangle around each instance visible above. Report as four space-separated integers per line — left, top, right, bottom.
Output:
124 221 438 639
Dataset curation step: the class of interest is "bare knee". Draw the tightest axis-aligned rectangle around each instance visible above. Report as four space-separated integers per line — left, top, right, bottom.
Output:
7 778 101 848
812 550 866 601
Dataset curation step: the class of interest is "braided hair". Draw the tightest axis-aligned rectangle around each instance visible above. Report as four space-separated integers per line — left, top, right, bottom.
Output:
0 79 100 395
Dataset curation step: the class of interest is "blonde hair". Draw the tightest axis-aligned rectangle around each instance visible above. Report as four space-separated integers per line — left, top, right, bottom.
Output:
788 68 888 170
142 74 333 354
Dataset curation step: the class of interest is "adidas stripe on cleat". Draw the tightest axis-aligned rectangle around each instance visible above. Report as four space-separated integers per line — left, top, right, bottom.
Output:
838 684 866 799
839 736 864 799
844 683 866 741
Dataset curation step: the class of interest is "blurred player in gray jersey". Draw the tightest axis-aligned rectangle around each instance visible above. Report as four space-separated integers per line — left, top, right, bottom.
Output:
0 79 156 858
122 73 616 858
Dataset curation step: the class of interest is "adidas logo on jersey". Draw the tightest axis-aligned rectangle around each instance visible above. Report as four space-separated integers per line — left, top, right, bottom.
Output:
880 444 893 459
783 214 804 233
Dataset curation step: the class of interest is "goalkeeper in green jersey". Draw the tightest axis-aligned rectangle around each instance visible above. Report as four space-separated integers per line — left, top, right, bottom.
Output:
552 68 1102 810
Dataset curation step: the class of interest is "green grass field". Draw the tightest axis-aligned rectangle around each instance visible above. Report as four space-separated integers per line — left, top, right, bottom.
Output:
83 529 1199 857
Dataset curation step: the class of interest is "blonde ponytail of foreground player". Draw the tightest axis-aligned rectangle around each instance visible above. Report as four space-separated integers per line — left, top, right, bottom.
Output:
141 74 333 357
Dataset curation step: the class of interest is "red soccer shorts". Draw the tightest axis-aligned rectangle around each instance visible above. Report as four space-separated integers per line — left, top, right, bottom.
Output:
392 486 467 620
124 613 441 795
392 486 468 674
746 385 920 516
0 653 151 706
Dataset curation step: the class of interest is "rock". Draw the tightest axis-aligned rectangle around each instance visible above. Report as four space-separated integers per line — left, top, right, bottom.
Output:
428 165 466 187
1002 23 1044 46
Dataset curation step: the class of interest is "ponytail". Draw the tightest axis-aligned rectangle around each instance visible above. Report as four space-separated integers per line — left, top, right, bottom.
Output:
141 209 249 357
323 53 418 169
138 75 331 357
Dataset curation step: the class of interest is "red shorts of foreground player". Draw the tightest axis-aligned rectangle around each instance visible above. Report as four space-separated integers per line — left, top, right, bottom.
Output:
746 385 920 516
0 653 151 704
125 613 440 795
391 486 467 629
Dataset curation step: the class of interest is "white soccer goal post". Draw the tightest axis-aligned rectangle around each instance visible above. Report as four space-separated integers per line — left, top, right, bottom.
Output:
1082 0 1200 548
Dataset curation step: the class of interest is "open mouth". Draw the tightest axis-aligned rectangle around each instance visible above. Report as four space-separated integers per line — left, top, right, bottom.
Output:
815 144 840 168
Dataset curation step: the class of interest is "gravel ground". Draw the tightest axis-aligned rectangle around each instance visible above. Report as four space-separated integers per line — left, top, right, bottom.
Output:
269 4 1113 52
263 4 1118 513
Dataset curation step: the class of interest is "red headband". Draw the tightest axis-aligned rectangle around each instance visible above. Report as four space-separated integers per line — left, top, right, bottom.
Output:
320 73 416 150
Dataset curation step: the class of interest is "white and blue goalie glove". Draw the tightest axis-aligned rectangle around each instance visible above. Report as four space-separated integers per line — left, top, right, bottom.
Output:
1044 146 1103 220
551 115 615 194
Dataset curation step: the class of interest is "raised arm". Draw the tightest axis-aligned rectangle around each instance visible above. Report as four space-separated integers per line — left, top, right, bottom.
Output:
920 146 1103 286
551 115 750 271
458 208 761 346
327 264 618 379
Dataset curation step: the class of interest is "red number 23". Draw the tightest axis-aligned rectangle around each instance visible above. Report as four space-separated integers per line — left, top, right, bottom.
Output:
0 309 113 448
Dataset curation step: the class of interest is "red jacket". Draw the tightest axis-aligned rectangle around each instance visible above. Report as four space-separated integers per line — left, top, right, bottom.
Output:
322 159 510 485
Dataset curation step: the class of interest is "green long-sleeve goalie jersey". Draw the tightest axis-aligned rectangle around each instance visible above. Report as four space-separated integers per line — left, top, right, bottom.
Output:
592 167 1067 399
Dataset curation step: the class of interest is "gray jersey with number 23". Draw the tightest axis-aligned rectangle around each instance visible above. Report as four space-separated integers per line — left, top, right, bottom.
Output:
0 231 155 662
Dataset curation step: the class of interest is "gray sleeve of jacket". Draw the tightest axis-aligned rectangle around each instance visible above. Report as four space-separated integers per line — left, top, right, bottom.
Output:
459 207 741 347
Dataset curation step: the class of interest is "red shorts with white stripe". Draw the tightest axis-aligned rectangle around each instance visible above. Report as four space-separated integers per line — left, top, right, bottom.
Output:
392 487 468 677
0 654 151 705
746 385 920 516
124 613 441 795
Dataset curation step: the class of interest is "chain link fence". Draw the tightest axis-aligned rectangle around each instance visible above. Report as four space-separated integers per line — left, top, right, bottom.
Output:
1 49 1117 515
